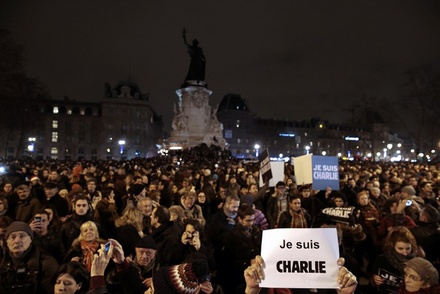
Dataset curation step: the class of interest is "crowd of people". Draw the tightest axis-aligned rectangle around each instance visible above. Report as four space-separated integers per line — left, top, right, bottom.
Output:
0 148 439 293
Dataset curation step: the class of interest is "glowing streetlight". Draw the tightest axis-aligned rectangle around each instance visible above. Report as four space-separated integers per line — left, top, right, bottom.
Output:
305 145 310 155
321 151 327 156
118 140 126 155
387 143 393 150
254 144 260 157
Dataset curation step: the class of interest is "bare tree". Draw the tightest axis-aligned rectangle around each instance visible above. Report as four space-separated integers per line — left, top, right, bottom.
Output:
380 66 440 153
0 29 49 158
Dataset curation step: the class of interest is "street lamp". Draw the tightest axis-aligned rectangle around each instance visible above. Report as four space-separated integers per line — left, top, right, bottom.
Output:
118 140 126 155
305 145 310 155
254 144 260 157
28 137 36 156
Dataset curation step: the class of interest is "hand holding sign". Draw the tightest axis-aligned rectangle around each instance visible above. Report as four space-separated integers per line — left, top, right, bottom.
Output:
244 255 357 293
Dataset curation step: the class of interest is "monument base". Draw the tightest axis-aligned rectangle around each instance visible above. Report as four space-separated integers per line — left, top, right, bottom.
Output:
166 81 226 150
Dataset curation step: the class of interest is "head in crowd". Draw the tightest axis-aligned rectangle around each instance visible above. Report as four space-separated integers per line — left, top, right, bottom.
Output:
300 186 311 198
169 205 185 222
16 184 31 200
224 194 240 218
356 190 370 206
288 194 302 212
383 226 418 257
237 204 255 229
403 257 439 292
181 191 196 210
52 261 90 294
115 207 144 232
44 181 59 198
383 197 400 214
32 209 50 234
73 194 90 216
5 221 33 257
0 197 8 214
101 187 114 199
138 197 154 217
150 205 170 228
331 192 347 208
135 235 157 268
78 221 100 243
196 192 206 204
419 204 439 224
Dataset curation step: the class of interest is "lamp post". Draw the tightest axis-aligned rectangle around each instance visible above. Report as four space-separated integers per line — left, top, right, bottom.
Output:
305 145 310 155
28 137 36 158
254 144 260 158
118 140 126 159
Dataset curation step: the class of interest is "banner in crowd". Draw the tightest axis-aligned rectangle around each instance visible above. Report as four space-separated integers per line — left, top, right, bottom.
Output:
321 207 355 225
294 154 339 190
258 148 273 183
260 228 339 289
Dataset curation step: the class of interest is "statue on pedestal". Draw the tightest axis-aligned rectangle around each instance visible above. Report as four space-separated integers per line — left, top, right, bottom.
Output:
182 28 206 83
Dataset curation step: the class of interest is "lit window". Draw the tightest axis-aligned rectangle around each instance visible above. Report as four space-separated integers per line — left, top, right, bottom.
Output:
52 120 58 129
236 120 240 128
51 147 58 154
80 109 85 115
52 132 58 142
53 107 59 114
67 109 72 115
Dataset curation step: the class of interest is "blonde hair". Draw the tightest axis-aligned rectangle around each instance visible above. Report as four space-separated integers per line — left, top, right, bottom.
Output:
79 221 100 241
115 207 143 232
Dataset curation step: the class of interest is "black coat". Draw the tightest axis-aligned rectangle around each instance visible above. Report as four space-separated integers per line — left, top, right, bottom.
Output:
0 245 59 294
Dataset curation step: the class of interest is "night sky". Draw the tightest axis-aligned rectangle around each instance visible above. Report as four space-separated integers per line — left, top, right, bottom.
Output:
1 1 440 132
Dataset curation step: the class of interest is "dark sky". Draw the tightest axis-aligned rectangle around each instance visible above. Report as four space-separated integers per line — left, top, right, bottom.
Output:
1 1 440 132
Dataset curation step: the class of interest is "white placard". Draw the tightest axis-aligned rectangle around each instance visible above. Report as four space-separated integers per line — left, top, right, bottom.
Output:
259 161 285 187
260 228 340 289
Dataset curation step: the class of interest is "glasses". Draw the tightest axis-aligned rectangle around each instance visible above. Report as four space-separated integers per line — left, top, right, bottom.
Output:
404 272 421 282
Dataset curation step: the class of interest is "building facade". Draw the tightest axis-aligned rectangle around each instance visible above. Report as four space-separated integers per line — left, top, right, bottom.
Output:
216 93 406 161
1 80 163 160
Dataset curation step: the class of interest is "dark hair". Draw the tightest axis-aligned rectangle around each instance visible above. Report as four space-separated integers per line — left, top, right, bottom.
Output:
383 197 399 213
276 181 285 188
237 204 255 219
288 194 301 203
73 194 90 205
154 205 170 224
101 187 113 199
52 261 90 293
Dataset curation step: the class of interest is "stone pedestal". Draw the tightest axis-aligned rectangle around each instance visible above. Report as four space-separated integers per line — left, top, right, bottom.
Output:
167 81 226 150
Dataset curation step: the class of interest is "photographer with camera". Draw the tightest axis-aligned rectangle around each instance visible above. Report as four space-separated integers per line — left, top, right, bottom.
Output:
29 209 66 264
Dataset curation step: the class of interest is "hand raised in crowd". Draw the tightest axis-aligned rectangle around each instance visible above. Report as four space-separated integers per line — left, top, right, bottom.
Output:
244 256 357 294
108 238 125 264
90 243 112 277
199 279 213 293
190 231 201 250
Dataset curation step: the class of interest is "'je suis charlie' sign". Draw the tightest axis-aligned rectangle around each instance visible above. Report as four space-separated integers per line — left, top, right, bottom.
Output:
293 154 339 190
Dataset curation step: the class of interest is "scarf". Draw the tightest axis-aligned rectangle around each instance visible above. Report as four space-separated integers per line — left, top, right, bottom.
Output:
290 208 307 228
384 247 414 275
80 240 100 272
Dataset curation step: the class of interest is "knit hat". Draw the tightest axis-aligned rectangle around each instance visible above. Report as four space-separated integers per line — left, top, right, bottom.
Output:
130 184 145 196
5 221 33 240
153 261 208 294
240 195 255 206
402 185 416 196
405 257 439 286
136 235 157 250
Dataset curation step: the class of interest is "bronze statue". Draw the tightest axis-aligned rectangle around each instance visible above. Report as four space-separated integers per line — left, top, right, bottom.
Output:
182 28 206 82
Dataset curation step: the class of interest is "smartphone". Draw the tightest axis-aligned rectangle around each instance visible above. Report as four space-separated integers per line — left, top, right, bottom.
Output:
34 216 42 223
104 242 111 254
406 200 413 206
